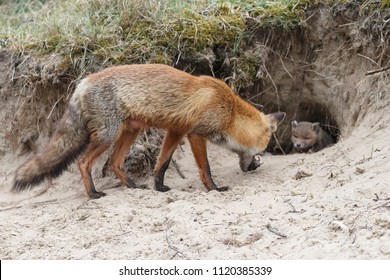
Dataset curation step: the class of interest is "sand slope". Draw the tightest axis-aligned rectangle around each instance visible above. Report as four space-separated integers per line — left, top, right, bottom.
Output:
1 111 389 259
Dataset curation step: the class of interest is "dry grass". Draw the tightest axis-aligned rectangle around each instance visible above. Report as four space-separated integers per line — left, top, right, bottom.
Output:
0 1 348 79
1 0 387 85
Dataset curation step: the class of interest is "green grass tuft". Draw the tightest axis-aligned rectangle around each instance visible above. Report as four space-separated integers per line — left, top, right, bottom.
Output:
0 0 387 82
0 1 311 60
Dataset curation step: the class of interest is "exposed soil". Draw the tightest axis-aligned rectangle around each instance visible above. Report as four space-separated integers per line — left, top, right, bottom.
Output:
1 5 389 259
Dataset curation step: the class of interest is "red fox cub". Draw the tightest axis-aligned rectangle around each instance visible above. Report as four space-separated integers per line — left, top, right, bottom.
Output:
291 120 333 153
13 64 285 199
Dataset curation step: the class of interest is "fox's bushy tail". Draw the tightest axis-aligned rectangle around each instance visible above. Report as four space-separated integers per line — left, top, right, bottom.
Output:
13 102 89 191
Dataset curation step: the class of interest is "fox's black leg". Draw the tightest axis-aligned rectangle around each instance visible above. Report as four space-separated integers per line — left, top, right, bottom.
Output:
187 133 228 192
154 130 185 192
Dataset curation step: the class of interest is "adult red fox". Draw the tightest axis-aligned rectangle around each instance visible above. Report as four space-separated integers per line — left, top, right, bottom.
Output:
13 64 285 199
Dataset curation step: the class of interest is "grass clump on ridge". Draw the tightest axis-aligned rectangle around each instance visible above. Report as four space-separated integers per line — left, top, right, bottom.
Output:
0 0 386 81
0 1 313 65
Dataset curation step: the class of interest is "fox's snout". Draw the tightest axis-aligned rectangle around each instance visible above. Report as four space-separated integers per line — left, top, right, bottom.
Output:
239 154 262 172
294 142 302 148
293 142 308 151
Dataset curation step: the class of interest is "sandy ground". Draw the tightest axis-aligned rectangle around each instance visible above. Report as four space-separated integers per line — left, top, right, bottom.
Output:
0 110 389 260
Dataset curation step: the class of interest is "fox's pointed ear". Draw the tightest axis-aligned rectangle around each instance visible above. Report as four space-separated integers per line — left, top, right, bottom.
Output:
267 112 286 132
312 122 321 133
291 120 298 128
269 112 286 123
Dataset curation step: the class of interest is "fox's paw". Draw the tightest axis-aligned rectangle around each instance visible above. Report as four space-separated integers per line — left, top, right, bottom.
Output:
156 185 171 192
216 186 229 192
88 191 106 199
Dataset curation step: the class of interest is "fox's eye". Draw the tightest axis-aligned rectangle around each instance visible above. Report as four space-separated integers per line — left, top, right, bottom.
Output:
304 136 310 140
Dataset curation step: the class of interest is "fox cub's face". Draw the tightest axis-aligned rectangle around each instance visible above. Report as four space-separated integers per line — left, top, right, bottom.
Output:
238 112 286 172
291 120 320 152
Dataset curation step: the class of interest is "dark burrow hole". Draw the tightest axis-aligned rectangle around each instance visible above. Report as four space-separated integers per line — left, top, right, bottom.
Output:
264 101 340 155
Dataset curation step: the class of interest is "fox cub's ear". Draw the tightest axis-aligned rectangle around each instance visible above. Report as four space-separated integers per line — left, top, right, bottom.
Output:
291 120 298 128
267 112 286 133
312 122 321 134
